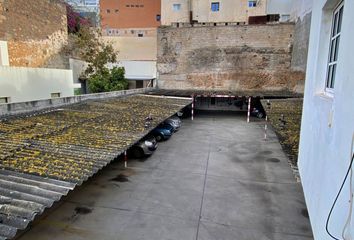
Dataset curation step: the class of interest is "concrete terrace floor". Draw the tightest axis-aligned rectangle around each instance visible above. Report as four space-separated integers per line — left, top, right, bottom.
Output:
18 112 313 240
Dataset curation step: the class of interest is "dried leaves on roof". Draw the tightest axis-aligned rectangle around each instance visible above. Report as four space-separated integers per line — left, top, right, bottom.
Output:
261 98 303 165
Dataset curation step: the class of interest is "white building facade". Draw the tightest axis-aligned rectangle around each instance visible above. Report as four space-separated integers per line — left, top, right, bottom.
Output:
266 0 293 22
299 0 354 239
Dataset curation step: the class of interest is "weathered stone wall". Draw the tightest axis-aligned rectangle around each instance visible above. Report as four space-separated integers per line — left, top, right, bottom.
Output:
291 12 311 72
157 24 305 93
0 0 68 67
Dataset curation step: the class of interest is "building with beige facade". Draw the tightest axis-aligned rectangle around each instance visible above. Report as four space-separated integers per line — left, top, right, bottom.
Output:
161 0 268 25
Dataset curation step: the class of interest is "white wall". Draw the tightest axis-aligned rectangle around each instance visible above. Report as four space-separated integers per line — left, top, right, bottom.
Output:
291 0 313 20
69 58 87 84
298 0 354 239
0 41 9 66
267 0 293 14
267 0 293 21
0 66 75 103
117 61 156 80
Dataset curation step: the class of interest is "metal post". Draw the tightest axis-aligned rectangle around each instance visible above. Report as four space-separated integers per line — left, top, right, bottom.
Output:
264 116 268 140
124 151 127 168
191 95 194 121
247 97 251 123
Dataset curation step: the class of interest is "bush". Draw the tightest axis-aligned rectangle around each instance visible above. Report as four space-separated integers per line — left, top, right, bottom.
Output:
88 67 128 93
65 3 91 33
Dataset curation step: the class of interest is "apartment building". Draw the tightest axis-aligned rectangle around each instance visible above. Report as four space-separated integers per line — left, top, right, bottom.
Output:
100 0 160 88
100 0 161 37
161 0 268 25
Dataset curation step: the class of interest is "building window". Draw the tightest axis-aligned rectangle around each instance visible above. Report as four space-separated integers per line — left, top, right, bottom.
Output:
156 14 161 21
140 5 144 7
326 1 344 90
248 0 257 7
0 97 10 104
115 9 119 13
126 5 130 7
106 9 110 13
51 93 61 98
173 4 181 11
280 14 290 22
211 2 220 12
138 33 144 37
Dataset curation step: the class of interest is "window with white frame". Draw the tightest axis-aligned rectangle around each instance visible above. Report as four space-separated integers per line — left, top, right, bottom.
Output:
173 3 181 12
326 1 344 90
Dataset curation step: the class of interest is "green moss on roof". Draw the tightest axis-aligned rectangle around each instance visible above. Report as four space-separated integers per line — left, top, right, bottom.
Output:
0 95 191 183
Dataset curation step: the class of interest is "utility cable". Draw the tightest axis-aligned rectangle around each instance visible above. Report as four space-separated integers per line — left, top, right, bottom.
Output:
342 167 353 239
326 153 354 240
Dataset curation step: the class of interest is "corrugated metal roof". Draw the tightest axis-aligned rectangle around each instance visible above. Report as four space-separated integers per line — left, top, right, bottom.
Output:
0 94 191 239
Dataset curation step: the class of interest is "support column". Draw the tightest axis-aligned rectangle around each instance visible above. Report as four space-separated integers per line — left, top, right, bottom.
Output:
264 116 268 140
247 97 251 123
191 95 195 121
124 151 127 168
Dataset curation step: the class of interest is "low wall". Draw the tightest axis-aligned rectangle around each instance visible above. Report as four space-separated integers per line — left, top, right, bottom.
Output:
0 88 154 116
0 66 75 103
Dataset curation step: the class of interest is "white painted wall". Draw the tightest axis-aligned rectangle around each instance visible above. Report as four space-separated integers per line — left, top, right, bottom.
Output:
69 58 87 84
117 61 157 80
298 0 354 239
0 66 75 103
70 59 157 81
267 0 293 14
266 0 293 21
0 41 9 66
291 0 313 20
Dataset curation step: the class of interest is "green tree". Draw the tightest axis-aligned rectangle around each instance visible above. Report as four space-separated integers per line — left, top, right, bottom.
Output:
74 26 128 93
88 67 128 93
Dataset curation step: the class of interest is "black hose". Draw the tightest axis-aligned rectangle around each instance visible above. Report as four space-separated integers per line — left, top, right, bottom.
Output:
326 153 354 239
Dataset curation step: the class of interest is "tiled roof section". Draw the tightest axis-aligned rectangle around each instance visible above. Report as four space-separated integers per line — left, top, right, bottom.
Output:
0 94 191 239
147 89 304 98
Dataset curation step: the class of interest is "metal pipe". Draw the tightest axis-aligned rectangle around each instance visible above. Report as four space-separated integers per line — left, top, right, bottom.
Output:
247 97 251 123
191 97 194 121
264 116 268 140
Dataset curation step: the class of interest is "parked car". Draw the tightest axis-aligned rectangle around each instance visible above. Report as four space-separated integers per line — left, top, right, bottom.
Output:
151 124 174 141
251 107 265 118
164 116 182 132
128 135 157 158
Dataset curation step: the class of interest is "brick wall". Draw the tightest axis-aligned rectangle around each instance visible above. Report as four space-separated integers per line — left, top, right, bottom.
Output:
157 24 305 93
0 0 68 67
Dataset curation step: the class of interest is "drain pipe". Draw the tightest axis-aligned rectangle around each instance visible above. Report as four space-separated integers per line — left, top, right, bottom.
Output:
247 97 251 123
